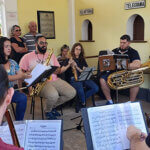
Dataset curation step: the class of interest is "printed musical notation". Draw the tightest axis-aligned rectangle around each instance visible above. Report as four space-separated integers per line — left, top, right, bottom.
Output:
25 121 61 150
87 102 147 150
0 120 62 150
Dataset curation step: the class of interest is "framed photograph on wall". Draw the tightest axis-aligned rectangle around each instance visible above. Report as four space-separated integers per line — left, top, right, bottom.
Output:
37 11 55 39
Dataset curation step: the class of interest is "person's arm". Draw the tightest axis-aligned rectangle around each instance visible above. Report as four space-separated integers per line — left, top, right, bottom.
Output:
60 59 74 73
11 43 28 53
8 70 31 81
128 60 141 70
127 125 149 150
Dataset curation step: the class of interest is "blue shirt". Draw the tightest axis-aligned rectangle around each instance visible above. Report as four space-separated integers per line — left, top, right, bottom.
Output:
7 59 19 87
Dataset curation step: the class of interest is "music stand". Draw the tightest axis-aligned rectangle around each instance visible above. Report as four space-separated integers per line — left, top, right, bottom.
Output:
27 65 58 120
64 67 95 133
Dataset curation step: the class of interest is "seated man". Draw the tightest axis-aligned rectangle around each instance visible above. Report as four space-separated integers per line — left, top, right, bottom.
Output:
100 34 141 105
0 65 24 149
19 36 76 119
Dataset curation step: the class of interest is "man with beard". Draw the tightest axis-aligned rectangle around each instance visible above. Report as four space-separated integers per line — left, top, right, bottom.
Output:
19 36 76 119
99 34 141 105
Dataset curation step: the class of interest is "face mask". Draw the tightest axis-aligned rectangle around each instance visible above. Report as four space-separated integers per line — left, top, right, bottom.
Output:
38 45 47 54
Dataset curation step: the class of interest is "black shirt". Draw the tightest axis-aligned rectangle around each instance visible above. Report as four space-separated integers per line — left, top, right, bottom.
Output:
10 37 27 64
64 58 88 82
112 46 141 63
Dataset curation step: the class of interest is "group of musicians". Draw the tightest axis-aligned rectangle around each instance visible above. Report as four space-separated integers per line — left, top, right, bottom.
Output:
0 20 150 149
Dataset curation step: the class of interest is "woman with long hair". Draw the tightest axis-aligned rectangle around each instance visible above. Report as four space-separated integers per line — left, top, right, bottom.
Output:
0 37 31 120
66 43 99 107
10 25 28 64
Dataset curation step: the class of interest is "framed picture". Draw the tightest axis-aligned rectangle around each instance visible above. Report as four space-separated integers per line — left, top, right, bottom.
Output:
37 11 55 39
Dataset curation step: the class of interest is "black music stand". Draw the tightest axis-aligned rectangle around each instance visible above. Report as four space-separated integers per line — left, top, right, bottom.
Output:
64 67 95 133
27 66 58 120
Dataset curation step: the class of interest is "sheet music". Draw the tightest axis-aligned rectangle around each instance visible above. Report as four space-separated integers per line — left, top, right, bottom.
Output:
24 120 61 150
25 64 51 86
78 67 95 81
0 123 26 148
87 102 147 150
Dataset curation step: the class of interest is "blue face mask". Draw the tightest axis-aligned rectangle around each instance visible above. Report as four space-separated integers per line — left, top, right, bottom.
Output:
38 45 47 54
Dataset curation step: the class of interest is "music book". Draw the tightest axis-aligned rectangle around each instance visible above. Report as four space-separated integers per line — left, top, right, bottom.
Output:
78 67 95 81
25 64 58 87
0 120 63 150
82 102 148 150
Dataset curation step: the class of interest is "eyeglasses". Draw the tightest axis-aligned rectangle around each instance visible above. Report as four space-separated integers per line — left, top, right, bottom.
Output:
39 41 48 46
15 29 21 32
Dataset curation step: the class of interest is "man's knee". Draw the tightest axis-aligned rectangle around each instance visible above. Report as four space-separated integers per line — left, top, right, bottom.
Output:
64 86 76 100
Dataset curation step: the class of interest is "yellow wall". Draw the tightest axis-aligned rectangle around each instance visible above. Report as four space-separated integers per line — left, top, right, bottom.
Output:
75 0 150 88
17 0 69 56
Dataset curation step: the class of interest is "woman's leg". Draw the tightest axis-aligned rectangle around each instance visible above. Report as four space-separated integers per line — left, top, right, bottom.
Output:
11 91 27 120
84 80 99 99
70 80 86 104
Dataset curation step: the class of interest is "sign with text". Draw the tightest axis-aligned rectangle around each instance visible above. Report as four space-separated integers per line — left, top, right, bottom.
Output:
80 8 93 16
125 0 145 10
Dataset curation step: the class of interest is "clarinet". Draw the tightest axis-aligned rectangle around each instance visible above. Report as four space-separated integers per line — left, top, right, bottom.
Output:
5 109 20 147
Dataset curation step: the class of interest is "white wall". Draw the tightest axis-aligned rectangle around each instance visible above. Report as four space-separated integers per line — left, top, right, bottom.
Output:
4 0 18 36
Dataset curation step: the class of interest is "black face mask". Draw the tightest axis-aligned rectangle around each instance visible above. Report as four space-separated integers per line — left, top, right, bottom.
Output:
38 45 47 54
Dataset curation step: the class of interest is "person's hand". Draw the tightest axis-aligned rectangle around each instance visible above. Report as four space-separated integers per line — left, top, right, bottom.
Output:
127 125 147 141
68 58 74 66
18 70 32 79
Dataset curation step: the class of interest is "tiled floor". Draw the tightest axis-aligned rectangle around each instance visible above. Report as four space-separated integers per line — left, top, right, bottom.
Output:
9 94 150 150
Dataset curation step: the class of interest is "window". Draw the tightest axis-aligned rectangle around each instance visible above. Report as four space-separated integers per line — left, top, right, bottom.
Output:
81 19 93 41
0 0 6 36
127 14 145 41
133 15 144 40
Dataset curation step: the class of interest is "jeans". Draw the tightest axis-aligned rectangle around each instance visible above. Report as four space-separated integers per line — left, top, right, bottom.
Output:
70 79 99 103
11 91 27 120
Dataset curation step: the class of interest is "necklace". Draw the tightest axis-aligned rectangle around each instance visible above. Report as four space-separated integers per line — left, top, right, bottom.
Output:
36 53 45 64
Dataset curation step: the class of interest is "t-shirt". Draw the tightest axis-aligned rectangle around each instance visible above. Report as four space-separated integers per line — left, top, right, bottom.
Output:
10 37 27 64
112 46 141 63
19 51 60 81
7 59 19 88
23 32 42 52
0 138 24 150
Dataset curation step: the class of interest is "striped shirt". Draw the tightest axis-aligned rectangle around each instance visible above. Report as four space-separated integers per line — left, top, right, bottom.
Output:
23 32 42 52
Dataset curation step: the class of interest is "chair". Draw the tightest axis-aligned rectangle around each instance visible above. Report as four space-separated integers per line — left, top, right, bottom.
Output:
30 96 45 120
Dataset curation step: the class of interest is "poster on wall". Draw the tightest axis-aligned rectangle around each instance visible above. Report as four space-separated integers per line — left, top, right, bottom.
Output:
37 11 55 39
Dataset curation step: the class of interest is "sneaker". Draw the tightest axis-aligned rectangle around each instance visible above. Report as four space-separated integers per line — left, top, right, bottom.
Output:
51 109 61 116
45 112 57 120
105 101 113 105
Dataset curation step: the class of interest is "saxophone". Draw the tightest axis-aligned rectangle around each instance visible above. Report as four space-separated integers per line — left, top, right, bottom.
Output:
107 60 150 90
30 49 54 96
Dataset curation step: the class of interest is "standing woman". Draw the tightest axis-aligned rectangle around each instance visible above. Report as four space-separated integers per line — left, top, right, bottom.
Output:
66 43 99 106
10 25 28 64
0 37 31 120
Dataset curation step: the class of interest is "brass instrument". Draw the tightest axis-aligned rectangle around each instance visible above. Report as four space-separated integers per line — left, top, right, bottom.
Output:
107 60 150 90
30 49 54 96
5 109 20 147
